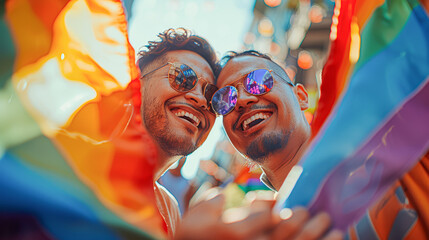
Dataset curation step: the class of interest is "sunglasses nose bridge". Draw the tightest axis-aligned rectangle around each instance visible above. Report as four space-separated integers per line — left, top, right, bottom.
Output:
234 82 251 96
235 85 259 110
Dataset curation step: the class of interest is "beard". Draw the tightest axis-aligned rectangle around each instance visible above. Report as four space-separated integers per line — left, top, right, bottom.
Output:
142 96 197 157
245 130 291 163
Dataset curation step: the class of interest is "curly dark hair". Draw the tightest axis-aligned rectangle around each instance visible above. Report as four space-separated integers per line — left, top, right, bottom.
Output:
215 50 294 85
137 28 217 75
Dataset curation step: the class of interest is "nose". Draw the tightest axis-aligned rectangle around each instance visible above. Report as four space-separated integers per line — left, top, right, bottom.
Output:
184 84 209 111
235 85 258 111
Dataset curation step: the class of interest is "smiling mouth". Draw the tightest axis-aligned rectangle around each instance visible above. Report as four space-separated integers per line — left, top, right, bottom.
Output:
173 109 201 128
241 112 272 131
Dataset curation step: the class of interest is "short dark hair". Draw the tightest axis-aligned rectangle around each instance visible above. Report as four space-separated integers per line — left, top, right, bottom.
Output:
215 50 271 77
215 50 293 85
137 28 217 75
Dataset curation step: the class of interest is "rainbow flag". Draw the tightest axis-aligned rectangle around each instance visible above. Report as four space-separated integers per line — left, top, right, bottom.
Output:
1 0 165 239
282 0 429 231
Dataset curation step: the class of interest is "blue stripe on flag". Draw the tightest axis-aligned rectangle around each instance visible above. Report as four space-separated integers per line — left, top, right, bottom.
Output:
0 151 119 240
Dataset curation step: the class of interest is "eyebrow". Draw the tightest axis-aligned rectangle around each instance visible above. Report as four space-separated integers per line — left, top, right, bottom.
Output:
140 63 169 79
271 71 294 86
223 68 294 87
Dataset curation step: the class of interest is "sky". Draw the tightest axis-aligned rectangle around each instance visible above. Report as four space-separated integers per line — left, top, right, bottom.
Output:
128 0 256 178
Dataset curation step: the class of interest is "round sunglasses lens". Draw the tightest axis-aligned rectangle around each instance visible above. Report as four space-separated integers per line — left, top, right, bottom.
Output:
245 69 273 95
211 86 237 115
169 64 198 92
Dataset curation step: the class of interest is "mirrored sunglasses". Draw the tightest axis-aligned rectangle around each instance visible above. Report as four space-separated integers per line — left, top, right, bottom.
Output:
141 62 218 114
210 69 293 116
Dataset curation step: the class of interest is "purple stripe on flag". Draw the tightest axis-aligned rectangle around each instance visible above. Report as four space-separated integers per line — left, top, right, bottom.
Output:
308 78 429 230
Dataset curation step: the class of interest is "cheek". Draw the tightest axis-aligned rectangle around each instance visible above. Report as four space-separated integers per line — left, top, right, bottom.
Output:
147 85 181 106
227 134 246 154
202 115 216 135
207 115 216 127
222 116 243 147
267 90 295 114
222 115 234 132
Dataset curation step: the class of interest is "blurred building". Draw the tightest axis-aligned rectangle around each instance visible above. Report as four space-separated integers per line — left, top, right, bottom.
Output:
243 0 335 122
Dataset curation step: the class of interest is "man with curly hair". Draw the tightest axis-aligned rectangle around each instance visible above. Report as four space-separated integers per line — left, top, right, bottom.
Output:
135 28 219 237
137 28 218 163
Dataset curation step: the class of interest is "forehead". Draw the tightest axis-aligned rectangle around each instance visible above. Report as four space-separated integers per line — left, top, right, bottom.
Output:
162 50 215 84
217 56 269 87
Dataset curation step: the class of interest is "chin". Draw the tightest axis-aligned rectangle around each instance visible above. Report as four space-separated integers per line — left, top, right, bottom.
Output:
165 139 197 156
245 131 289 163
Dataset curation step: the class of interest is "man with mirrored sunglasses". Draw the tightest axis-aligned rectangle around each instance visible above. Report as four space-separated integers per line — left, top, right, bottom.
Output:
213 50 343 239
135 28 219 237
214 48 429 239
214 50 311 191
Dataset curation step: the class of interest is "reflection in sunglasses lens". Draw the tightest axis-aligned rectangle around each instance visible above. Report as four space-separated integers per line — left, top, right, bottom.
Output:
180 64 198 91
245 69 273 95
212 86 237 115
169 64 198 92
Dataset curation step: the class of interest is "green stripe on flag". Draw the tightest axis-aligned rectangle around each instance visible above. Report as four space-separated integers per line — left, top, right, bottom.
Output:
354 0 420 71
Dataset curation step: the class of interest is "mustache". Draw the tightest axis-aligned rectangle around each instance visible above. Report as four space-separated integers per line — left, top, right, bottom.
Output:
165 101 205 116
232 103 276 130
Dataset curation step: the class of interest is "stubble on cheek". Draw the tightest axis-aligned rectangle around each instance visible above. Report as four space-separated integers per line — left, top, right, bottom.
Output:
142 97 197 156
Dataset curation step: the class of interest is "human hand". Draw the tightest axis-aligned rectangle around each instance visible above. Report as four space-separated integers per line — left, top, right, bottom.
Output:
270 207 343 240
175 193 277 240
175 188 342 240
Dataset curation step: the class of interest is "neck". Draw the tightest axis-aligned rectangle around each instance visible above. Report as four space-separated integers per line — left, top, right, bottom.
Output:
261 137 310 191
137 121 184 183
153 145 183 182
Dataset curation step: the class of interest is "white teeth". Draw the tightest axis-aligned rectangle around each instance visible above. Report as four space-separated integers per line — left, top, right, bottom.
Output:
191 115 200 126
174 110 200 127
242 113 270 131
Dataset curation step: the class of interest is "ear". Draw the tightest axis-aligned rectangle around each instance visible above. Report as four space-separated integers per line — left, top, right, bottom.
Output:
293 83 309 111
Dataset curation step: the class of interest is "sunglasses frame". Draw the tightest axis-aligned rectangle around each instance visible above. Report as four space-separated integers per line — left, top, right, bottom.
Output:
140 62 218 114
210 68 294 116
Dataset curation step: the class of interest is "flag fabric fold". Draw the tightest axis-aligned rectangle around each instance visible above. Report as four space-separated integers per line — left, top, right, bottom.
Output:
283 0 429 232
1 0 165 239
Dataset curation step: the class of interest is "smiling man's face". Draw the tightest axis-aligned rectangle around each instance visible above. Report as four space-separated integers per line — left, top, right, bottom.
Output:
141 50 216 157
217 55 309 166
